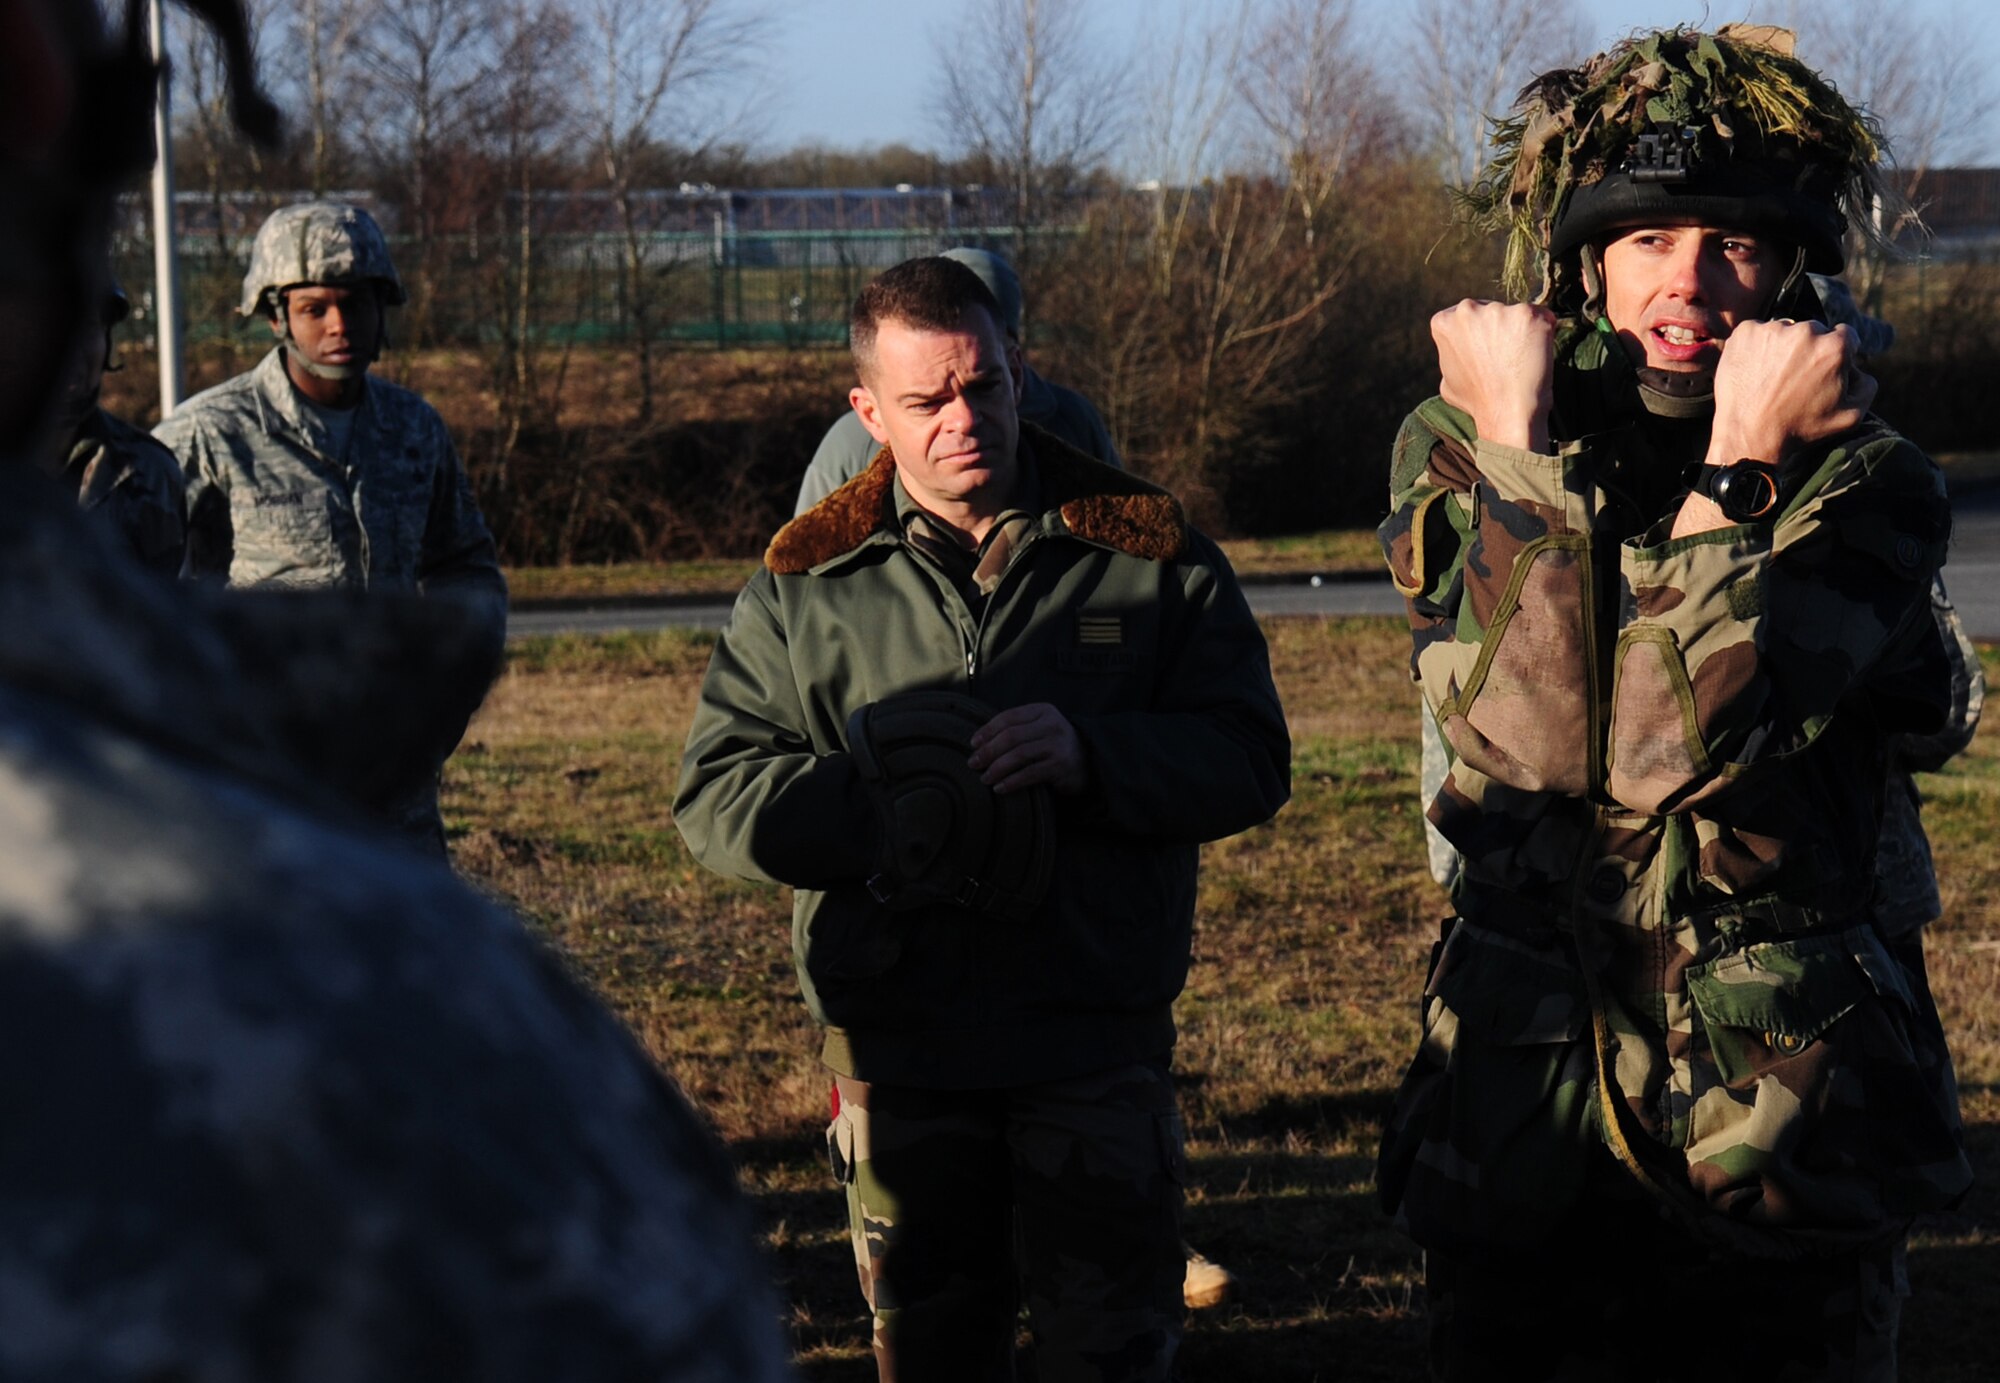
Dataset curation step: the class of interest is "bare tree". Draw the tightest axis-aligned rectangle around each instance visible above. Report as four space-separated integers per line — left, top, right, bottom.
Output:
934 0 1126 297
483 0 581 505
354 0 500 342
1797 0 1995 308
175 0 279 292
1801 1 1994 175
1403 0 1586 187
294 0 376 197
1242 0 1405 244
580 0 759 427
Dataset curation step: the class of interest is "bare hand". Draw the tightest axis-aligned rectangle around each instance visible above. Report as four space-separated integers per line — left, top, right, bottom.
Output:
967 703 1086 796
1707 319 1875 467
1675 319 1876 538
1432 299 1557 452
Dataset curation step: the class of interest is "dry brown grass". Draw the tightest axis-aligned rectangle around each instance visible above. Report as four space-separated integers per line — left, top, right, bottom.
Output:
445 625 2000 1381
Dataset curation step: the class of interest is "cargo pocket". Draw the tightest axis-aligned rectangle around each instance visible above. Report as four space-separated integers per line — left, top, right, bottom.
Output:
825 1094 880 1307
826 1100 858 1187
1683 927 1970 1236
1445 536 1592 795
1376 920 1597 1251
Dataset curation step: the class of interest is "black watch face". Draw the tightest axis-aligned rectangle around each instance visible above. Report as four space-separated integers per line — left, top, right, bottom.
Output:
1710 462 1779 521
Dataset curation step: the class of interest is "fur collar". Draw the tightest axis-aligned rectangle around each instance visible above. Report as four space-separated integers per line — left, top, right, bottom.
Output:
766 423 1184 574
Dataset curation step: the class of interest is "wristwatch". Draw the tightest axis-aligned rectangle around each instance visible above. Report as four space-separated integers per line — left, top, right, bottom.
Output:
1687 458 1781 522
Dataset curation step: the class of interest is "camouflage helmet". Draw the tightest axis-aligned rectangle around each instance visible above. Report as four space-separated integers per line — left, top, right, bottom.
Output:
1463 25 1898 306
239 201 406 317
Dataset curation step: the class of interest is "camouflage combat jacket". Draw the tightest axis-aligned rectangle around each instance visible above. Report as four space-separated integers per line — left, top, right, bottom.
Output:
56 406 187 576
1375 326 1970 1258
794 365 1121 514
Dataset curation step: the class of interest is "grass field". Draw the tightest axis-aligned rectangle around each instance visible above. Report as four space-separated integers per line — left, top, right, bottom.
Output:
445 620 2000 1381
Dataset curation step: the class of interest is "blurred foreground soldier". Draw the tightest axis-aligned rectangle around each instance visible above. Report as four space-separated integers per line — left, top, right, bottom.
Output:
677 256 1289 1380
41 274 187 575
1375 27 1970 1380
793 245 1119 514
0 2 789 1378
155 200 506 851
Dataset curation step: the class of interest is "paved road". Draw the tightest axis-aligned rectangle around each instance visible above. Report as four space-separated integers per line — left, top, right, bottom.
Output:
508 490 2000 641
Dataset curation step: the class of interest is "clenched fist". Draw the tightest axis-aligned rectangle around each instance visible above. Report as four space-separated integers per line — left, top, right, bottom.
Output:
1432 299 1558 453
1673 319 1876 538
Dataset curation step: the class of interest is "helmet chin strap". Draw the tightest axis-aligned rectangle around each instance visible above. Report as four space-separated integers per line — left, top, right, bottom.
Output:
283 343 368 383
1579 245 1608 325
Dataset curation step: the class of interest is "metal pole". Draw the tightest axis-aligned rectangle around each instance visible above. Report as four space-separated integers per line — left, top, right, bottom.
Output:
149 0 186 416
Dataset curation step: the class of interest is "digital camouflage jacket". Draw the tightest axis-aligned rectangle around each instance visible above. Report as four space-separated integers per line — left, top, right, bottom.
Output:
677 428 1290 1089
156 348 507 846
1375 326 1970 1259
0 468 789 1381
157 348 505 619
57 407 188 577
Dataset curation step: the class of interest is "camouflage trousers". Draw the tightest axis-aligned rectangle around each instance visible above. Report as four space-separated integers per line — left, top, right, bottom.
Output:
1422 1169 1908 1383
826 1059 1186 1382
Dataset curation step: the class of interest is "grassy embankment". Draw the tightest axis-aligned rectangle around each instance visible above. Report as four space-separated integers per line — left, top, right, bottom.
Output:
446 622 2000 1382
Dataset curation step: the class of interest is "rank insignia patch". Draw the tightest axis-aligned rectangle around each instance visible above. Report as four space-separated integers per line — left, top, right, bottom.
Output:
1077 614 1123 646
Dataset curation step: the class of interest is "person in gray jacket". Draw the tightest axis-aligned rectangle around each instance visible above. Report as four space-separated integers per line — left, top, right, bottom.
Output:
793 245 1119 515
155 201 507 851
44 275 187 576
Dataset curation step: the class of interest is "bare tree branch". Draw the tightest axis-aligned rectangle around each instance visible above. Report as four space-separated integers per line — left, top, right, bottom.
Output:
933 0 1126 289
580 0 762 426
1403 0 1586 187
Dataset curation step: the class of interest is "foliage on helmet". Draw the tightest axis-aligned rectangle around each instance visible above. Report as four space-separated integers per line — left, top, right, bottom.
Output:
1458 26 1899 302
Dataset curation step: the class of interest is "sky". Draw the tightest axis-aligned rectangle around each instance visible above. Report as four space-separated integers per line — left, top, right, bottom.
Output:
752 0 2000 169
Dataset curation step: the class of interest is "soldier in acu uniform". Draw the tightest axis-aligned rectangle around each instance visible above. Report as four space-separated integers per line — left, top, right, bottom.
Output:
156 201 506 851
0 2 789 1377
1375 26 1971 1381
42 275 188 575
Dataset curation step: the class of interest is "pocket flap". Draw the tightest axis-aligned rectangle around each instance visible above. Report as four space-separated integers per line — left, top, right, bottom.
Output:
1429 919 1588 1044
1686 927 1907 1045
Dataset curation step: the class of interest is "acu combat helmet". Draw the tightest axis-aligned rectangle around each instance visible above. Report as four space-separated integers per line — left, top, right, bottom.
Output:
239 201 407 318
1463 25 1899 311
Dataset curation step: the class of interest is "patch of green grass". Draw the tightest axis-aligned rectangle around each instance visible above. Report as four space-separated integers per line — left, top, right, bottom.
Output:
445 622 2000 1380
502 627 717 676
506 560 762 603
504 532 1386 604
1219 529 1384 579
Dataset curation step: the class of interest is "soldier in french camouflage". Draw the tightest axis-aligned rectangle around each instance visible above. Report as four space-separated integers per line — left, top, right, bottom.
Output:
42 274 188 575
1416 274 1988 913
1374 26 1971 1380
154 199 506 852
0 2 790 1377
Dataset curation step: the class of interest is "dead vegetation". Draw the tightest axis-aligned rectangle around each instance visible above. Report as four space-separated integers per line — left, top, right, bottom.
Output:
444 624 2000 1380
